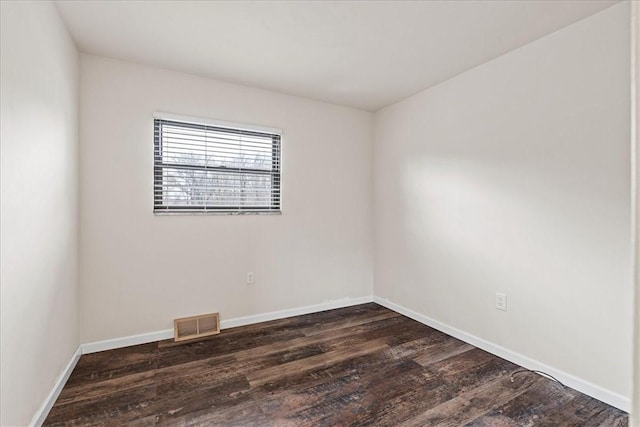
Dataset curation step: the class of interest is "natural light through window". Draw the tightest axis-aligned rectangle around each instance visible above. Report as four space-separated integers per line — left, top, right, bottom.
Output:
153 116 281 214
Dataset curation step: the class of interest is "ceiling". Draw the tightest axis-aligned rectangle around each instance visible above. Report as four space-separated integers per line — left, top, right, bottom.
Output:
55 0 619 112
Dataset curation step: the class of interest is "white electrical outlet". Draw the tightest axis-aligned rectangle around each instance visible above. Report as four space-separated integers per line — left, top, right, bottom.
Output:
246 272 255 284
495 292 507 311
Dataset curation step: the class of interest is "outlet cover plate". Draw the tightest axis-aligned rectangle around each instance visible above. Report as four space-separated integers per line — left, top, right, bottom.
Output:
495 293 507 311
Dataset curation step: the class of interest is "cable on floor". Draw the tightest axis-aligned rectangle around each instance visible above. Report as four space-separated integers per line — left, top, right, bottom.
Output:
509 369 566 387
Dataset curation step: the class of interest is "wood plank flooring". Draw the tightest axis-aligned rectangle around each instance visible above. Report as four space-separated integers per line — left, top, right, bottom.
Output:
44 303 628 426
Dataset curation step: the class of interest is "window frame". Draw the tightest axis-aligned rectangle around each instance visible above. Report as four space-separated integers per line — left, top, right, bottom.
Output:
153 113 282 215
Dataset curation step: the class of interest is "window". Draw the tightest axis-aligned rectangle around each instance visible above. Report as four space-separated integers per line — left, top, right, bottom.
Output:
153 115 281 214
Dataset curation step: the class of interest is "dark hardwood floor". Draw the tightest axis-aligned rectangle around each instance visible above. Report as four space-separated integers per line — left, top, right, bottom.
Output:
44 303 628 426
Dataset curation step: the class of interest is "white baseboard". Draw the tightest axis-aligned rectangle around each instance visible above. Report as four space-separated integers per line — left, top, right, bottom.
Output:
81 295 374 354
220 295 374 329
29 346 82 427
373 296 631 413
81 329 175 354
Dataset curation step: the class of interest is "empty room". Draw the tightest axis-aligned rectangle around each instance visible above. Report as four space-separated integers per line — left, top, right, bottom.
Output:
1 0 639 426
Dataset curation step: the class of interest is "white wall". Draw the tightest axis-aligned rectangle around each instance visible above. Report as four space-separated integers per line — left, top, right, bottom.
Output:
632 1 640 423
374 2 632 402
0 2 79 425
79 55 373 343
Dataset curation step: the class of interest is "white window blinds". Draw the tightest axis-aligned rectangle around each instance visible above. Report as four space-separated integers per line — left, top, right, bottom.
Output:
154 116 281 214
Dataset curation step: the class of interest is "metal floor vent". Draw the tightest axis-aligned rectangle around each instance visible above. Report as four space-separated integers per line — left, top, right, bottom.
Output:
173 312 220 342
